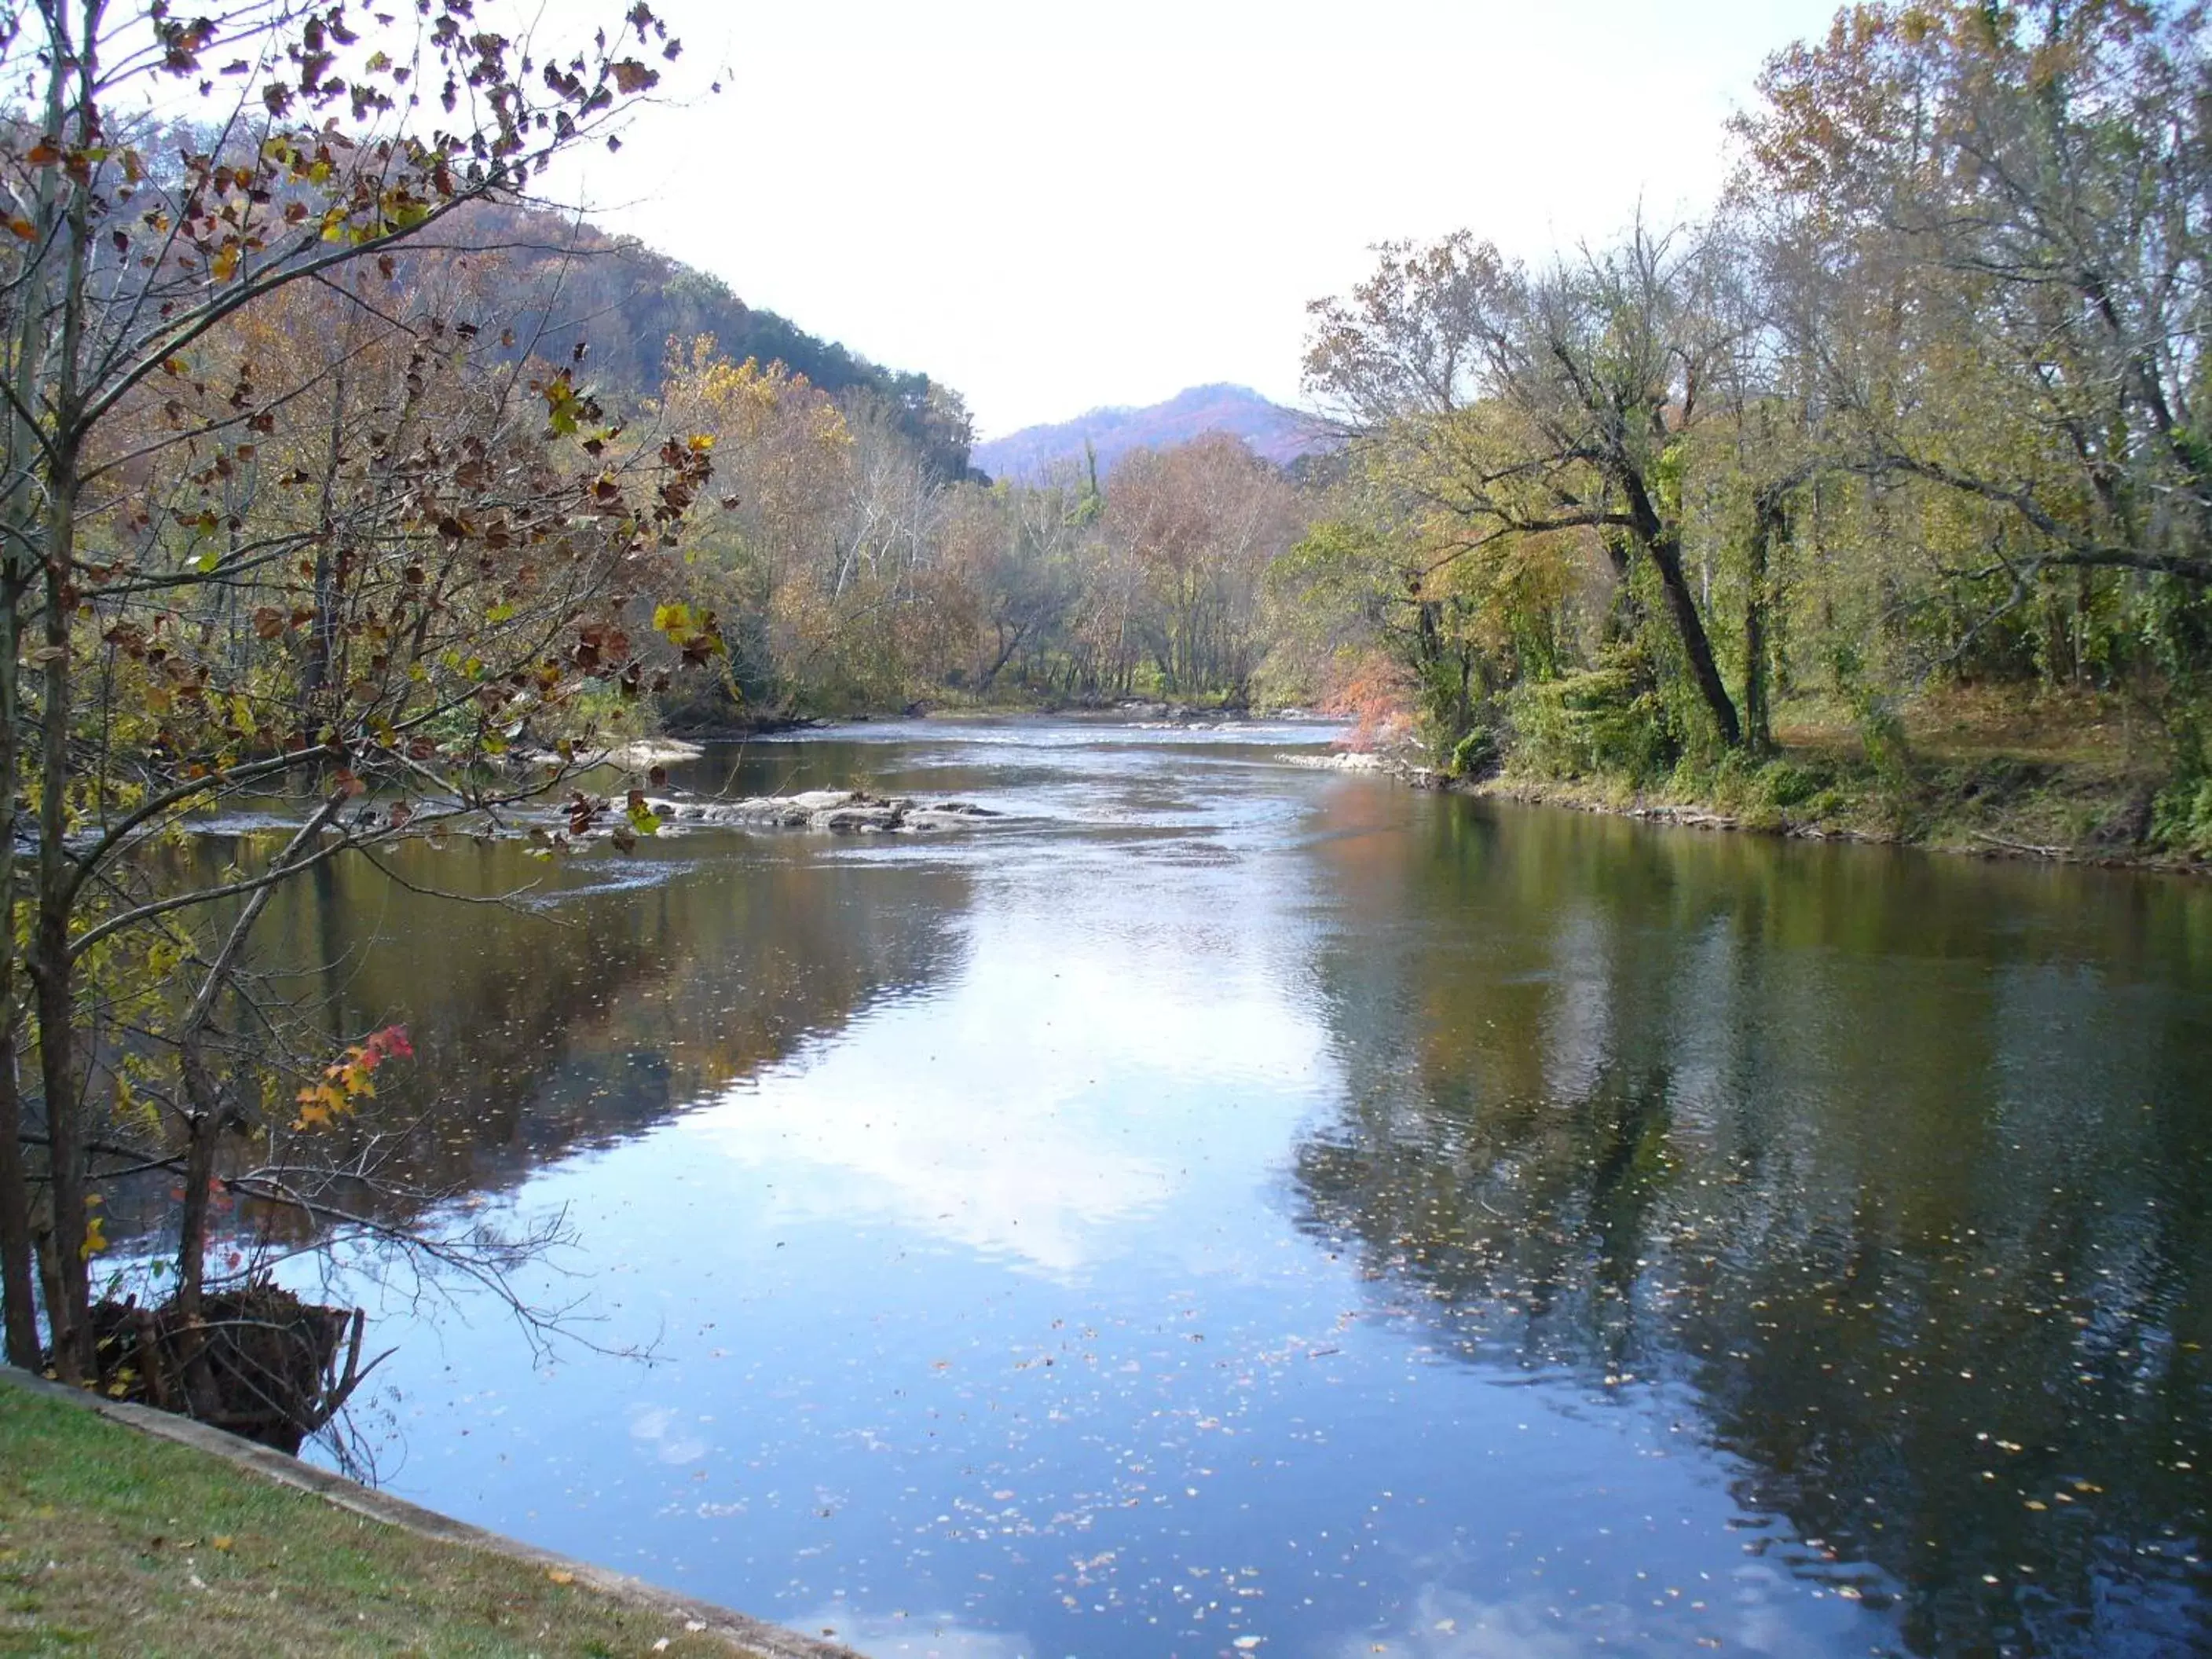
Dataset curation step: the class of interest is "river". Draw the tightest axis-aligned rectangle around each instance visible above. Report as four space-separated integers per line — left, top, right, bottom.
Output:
233 717 2212 1657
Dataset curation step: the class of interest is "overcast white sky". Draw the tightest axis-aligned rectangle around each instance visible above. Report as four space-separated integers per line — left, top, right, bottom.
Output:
536 1 1848 438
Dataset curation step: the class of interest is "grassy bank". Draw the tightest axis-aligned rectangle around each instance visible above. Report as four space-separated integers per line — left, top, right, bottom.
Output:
1471 687 2205 873
0 1380 764 1658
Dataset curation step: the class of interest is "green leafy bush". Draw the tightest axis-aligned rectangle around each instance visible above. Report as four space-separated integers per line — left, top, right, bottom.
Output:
2148 701 2212 857
1507 649 1679 782
2152 775 2212 857
1448 726 1501 779
1758 761 1825 809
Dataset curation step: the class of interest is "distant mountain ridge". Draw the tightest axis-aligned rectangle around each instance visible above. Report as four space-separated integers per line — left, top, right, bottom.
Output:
973 384 1333 482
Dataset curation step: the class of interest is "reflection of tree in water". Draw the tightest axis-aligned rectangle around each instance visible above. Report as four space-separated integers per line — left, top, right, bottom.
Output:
1293 793 2212 1657
173 834 970 1214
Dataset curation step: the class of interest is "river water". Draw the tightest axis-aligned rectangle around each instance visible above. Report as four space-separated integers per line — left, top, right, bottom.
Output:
246 718 2212 1657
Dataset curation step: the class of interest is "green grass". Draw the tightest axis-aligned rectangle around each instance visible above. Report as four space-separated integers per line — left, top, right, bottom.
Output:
0 1384 761 1658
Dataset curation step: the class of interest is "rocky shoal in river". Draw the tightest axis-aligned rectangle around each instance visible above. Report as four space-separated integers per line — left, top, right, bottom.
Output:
643 789 998 834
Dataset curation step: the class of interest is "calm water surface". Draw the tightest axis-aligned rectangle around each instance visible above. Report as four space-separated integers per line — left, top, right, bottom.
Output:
244 720 2212 1657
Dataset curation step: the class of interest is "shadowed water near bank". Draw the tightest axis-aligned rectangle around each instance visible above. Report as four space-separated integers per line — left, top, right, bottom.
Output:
175 720 2212 1657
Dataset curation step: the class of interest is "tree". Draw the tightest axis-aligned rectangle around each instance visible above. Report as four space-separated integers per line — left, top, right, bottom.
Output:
1740 1 2212 589
1306 224 1752 747
949 478 1079 694
0 0 711 1398
1103 434 1302 702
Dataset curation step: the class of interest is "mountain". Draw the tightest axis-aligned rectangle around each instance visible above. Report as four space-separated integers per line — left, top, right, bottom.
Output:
972 384 1335 483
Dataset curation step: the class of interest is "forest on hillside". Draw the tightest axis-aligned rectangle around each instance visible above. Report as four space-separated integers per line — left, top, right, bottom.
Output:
424 200 983 487
231 198 1317 722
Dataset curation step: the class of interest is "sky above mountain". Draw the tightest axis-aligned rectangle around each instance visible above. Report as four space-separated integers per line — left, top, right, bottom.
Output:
535 0 1844 438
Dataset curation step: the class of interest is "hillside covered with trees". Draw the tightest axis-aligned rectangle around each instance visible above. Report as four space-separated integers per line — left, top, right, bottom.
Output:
422 200 982 485
323 217 1319 724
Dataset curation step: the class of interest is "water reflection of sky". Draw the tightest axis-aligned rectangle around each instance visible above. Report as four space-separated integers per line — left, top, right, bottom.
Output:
296 720 2212 1658
689 919 1323 1276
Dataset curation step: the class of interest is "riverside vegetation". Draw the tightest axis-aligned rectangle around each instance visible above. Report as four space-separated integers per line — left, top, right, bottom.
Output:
1283 3 2212 870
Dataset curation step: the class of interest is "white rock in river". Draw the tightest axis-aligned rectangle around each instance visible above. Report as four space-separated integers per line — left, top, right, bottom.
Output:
643 790 996 834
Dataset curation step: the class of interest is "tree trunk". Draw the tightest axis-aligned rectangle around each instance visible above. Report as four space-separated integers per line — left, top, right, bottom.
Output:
37 529 93 1380
1744 489 1786 754
0 1030 36 1366
300 362 349 730
0 576 33 1367
32 13 100 1382
34 1225 63 1360
175 1103 218 1324
170 1099 222 1414
1620 470 1743 746
1598 529 1637 643
1649 534 1743 748
0 0 68 1376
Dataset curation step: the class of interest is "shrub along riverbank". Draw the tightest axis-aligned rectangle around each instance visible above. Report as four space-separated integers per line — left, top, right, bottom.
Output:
0 1375 790 1658
1444 687 2205 875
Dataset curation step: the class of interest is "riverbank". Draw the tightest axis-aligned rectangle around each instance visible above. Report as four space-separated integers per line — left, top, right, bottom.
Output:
0 1370 851 1658
1467 770 2207 873
1371 689 2208 876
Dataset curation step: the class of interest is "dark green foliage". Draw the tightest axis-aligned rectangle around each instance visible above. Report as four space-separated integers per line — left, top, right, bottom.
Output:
2151 706 2212 857
1448 725 1501 780
1756 761 1824 810
2152 777 2212 857
1507 649 1679 783
1851 694 1915 801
